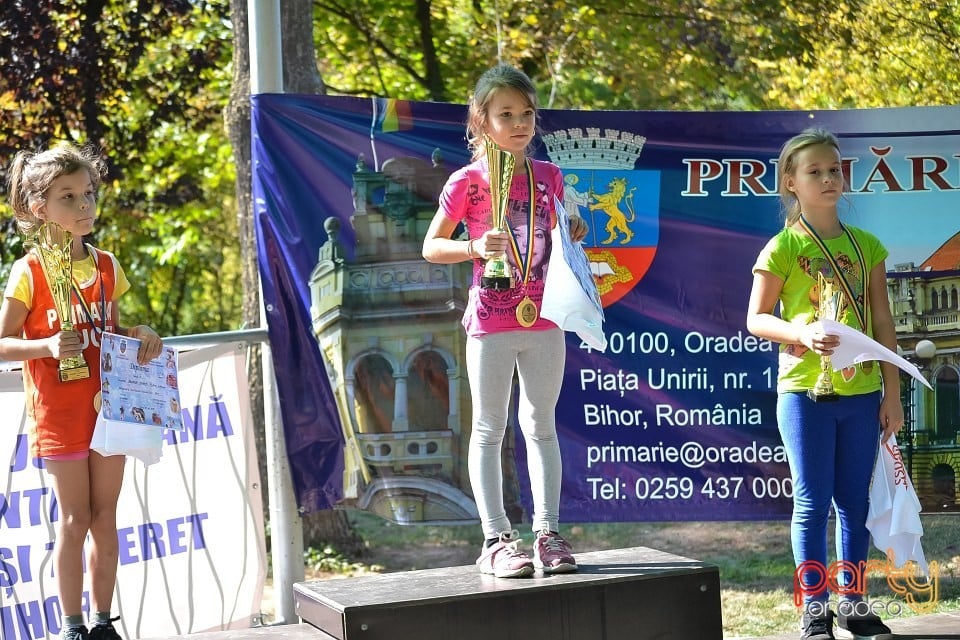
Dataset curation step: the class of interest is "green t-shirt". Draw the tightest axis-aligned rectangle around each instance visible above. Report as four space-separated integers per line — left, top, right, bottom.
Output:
752 225 888 395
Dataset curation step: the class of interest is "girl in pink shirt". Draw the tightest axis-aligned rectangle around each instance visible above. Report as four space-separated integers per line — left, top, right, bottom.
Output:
423 64 587 578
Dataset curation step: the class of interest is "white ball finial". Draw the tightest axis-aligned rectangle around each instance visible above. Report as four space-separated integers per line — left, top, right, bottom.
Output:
915 339 937 360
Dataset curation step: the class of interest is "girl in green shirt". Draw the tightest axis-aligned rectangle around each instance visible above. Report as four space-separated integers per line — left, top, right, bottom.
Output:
747 128 903 640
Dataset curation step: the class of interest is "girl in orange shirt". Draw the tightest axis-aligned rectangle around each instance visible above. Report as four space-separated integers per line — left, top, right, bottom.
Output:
0 143 163 640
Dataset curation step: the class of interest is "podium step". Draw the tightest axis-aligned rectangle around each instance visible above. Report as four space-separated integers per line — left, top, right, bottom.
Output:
293 545 722 640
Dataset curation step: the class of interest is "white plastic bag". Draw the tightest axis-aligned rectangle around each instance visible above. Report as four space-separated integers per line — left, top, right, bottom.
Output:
865 435 928 575
90 411 164 466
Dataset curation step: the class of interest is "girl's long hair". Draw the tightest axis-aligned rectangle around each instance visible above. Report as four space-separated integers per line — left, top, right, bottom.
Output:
6 143 106 236
465 64 538 161
777 127 842 227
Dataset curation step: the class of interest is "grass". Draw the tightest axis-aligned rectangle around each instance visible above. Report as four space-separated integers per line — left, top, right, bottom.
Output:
315 511 960 639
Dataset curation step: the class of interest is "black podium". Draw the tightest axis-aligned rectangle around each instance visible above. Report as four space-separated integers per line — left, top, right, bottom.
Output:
293 546 723 640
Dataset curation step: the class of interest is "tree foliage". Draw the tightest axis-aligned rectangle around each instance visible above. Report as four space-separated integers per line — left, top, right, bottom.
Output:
767 0 960 108
310 0 960 110
0 0 240 336
3 1 957 337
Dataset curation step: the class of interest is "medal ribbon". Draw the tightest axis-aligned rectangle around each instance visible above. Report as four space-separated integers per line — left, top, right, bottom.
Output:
71 244 107 336
505 159 537 287
798 215 868 332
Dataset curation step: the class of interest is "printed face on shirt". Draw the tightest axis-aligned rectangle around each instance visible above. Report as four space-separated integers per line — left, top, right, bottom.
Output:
483 88 536 156
784 143 843 213
35 169 98 237
510 222 549 281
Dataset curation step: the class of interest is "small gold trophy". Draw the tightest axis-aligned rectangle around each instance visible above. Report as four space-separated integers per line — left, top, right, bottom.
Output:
27 222 91 382
807 272 845 402
480 136 515 291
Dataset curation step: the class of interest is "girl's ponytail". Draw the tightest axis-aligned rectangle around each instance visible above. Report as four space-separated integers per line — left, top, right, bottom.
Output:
6 151 40 236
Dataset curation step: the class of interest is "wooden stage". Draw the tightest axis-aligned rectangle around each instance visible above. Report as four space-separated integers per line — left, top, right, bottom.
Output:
142 544 960 640
292 545 722 639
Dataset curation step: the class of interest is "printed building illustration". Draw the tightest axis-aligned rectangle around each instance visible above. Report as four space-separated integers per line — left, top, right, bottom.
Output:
306 131 650 525
887 230 960 512
308 153 528 524
308 153 474 523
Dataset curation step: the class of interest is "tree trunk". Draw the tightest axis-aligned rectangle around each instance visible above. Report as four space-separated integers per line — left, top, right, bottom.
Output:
415 0 446 101
281 0 325 94
225 0 362 557
225 0 265 506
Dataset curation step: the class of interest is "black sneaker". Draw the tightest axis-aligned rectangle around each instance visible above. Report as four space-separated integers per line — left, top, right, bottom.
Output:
61 626 89 640
800 610 835 640
836 609 891 637
88 618 123 640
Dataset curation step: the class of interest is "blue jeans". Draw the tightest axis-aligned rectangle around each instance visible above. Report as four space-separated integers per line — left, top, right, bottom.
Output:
778 391 881 604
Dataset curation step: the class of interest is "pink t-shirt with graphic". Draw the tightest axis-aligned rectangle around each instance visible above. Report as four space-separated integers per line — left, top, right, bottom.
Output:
439 157 563 337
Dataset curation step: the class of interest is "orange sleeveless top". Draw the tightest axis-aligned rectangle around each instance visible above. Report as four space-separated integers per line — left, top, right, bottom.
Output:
20 247 121 457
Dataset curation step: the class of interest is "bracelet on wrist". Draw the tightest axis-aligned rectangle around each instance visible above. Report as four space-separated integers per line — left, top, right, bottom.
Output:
467 239 476 259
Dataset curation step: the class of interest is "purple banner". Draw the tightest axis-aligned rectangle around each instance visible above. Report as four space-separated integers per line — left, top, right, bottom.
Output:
251 94 960 521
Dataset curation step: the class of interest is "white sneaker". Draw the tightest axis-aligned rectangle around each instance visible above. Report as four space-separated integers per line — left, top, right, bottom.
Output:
475 530 534 578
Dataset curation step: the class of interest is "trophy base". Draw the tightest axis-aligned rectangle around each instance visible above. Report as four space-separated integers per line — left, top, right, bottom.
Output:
807 389 839 402
481 275 513 291
59 364 91 383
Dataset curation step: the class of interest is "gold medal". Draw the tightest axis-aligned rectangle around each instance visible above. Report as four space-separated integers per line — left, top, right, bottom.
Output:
516 295 538 327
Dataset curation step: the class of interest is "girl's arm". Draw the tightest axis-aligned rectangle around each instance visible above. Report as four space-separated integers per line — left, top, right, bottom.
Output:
746 270 836 355
747 271 800 344
422 212 474 264
746 270 799 343
0 297 82 362
569 215 588 243
114 312 164 366
421 211 508 264
868 260 905 442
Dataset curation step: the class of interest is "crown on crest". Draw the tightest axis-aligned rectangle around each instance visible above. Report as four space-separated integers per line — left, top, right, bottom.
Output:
542 127 646 170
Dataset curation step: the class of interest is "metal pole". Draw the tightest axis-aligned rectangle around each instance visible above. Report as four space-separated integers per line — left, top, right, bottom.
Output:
163 327 269 349
247 0 282 94
247 0 302 625
262 330 304 624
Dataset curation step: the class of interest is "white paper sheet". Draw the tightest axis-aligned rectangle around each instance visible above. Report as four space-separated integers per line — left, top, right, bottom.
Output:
541 196 607 351
819 318 932 389
91 332 184 464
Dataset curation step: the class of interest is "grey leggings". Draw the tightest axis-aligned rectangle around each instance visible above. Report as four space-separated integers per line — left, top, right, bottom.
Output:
466 328 566 539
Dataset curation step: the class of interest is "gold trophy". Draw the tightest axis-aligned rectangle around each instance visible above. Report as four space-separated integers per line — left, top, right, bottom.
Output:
26 222 91 382
807 272 845 402
480 136 515 291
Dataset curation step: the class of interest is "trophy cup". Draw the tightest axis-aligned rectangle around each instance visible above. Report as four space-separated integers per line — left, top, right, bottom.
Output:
480 136 515 291
27 222 91 382
807 272 845 402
